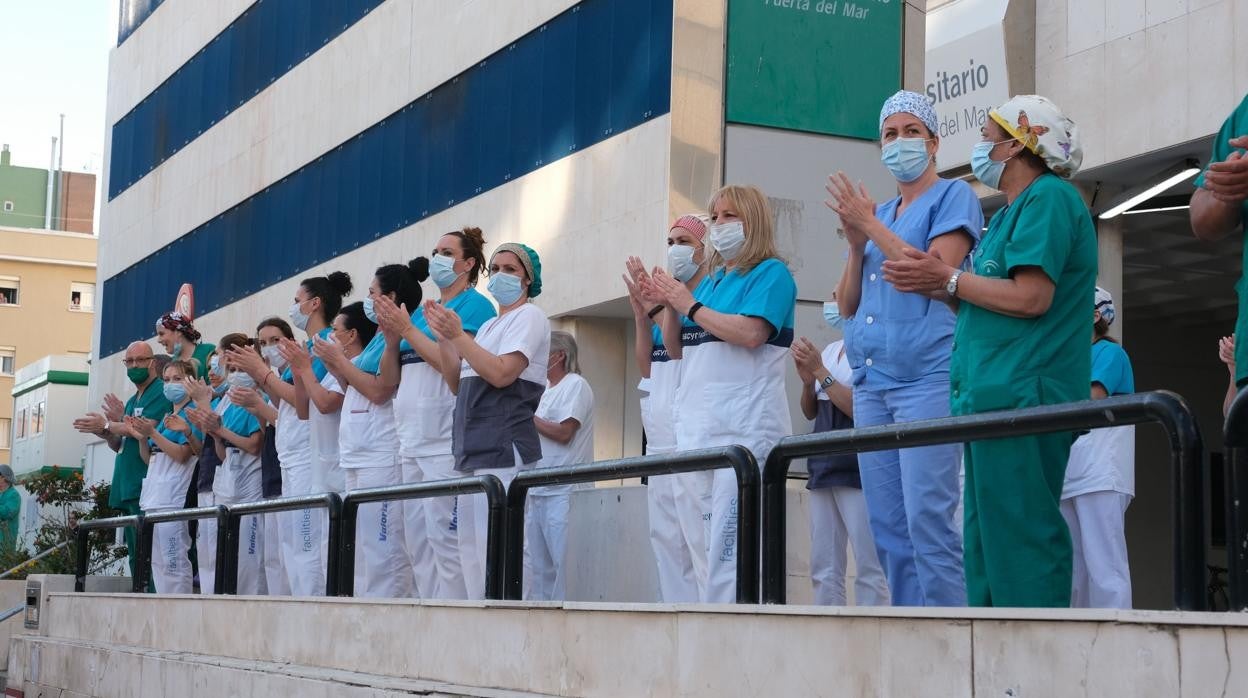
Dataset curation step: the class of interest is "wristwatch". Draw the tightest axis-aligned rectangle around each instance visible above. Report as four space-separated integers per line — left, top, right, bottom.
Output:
946 270 962 298
819 375 836 393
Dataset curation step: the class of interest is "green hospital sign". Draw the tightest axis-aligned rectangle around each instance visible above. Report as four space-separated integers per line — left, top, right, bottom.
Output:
726 0 903 140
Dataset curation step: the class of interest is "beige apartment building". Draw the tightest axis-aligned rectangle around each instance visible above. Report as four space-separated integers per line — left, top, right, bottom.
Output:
0 225 96 465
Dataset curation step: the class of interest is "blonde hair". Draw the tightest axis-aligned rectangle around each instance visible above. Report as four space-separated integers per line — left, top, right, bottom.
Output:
706 184 783 274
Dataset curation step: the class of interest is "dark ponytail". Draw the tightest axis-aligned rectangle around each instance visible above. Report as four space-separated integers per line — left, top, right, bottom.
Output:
374 259 425 311
338 302 377 348
301 271 353 324
449 226 487 286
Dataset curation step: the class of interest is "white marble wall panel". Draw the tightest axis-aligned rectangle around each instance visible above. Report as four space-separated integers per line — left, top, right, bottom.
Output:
1036 0 1244 171
100 0 584 282
107 0 258 124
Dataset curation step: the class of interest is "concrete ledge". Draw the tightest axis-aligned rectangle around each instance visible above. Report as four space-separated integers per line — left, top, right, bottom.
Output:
10 636 554 698
11 594 1248 696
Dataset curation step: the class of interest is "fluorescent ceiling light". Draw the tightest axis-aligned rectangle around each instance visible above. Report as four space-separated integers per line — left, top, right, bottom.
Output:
1098 162 1201 219
1122 204 1190 216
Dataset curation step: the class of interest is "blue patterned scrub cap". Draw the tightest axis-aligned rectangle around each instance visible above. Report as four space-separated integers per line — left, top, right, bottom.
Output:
879 90 939 136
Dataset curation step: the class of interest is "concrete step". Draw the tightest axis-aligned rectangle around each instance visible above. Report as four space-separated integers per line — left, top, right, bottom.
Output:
10 636 553 698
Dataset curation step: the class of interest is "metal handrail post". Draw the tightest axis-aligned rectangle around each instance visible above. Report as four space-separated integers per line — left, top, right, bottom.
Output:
1224 387 1248 609
503 446 758 602
221 494 342 595
72 515 142 592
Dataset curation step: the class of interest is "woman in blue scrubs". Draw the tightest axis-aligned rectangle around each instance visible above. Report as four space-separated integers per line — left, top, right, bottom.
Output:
827 90 982 606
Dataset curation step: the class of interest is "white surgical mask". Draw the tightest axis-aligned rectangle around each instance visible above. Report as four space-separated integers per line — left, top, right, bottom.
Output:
430 254 461 289
488 272 525 306
667 244 700 283
261 345 286 371
823 302 843 329
228 371 256 389
708 221 746 261
289 301 310 331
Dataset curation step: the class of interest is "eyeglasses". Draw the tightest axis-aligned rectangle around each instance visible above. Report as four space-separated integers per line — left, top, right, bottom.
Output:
121 357 153 367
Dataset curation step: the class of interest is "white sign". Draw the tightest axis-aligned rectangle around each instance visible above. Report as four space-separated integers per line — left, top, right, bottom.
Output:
925 1 1010 171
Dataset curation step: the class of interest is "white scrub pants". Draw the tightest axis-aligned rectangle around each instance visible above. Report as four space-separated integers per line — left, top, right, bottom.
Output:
647 470 709 603
282 463 327 596
460 465 519 600
264 507 291 596
345 463 413 598
704 469 740 603
234 511 265 595
150 514 193 594
524 491 570 601
1061 491 1132 609
195 491 217 595
402 454 466 599
808 486 890 606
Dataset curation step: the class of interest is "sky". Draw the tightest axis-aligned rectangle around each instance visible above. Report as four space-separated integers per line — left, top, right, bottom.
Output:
0 0 119 175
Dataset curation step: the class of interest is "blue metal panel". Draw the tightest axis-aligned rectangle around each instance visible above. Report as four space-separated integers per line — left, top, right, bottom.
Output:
108 0 387 200
118 0 166 45
100 0 675 356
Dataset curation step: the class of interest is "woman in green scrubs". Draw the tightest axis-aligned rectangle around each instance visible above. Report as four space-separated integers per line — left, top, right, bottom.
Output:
155 312 216 380
883 95 1096 607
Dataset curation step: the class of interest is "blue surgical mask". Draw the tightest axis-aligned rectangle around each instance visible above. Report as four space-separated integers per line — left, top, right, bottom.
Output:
667 244 700 283
881 138 931 183
163 382 188 404
172 341 184 357
363 297 377 323
289 301 310 331
487 272 525 306
228 371 256 390
430 254 461 289
708 221 746 261
209 355 226 378
213 381 229 397
823 302 843 329
971 140 1012 190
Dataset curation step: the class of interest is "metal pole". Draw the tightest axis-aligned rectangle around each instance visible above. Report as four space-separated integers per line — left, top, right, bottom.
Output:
760 450 788 604
1224 388 1248 609
481 475 506 600
135 520 154 593
731 447 760 604
337 500 358 597
323 495 342 597
73 528 90 592
44 136 56 229
503 485 528 601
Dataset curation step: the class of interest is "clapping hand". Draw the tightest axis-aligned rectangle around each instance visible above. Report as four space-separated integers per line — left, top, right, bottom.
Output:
184 376 214 406
423 299 463 340
825 172 875 250
312 334 347 367
374 295 414 339
649 268 695 315
123 415 153 438
163 413 192 435
278 337 311 372
882 247 955 295
1220 335 1236 374
102 393 125 422
73 412 108 436
1202 136 1248 205
229 386 264 410
790 337 825 384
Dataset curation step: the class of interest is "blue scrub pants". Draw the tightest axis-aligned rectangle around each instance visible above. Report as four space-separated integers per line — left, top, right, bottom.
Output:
854 379 966 606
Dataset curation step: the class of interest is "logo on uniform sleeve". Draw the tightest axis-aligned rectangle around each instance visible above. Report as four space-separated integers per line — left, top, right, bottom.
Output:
980 260 1002 276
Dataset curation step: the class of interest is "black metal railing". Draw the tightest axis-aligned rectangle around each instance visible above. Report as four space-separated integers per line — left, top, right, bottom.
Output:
1223 387 1248 609
136 505 229 593
74 514 144 592
218 493 342 596
504 446 758 602
339 476 506 599
762 391 1205 609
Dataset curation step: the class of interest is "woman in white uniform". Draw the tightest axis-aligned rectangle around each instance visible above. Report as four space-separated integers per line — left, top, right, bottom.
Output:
791 329 890 606
526 330 595 601
186 350 231 594
128 359 203 593
376 227 496 599
624 214 712 602
1061 287 1136 608
196 333 267 594
316 263 421 597
426 242 551 601
649 185 798 603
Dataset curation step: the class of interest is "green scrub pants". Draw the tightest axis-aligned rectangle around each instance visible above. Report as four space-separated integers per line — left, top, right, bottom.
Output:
963 431 1074 607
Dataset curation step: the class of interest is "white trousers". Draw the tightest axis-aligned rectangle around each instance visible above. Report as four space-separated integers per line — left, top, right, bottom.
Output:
647 471 707 603
150 515 193 594
524 492 570 601
704 468 743 603
808 486 890 606
1061 491 1133 609
234 511 266 595
264 507 291 596
460 465 518 600
345 463 413 598
402 454 466 599
196 491 217 595
281 464 327 596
